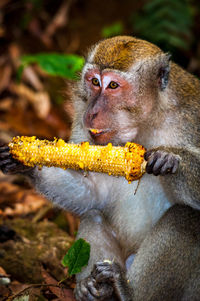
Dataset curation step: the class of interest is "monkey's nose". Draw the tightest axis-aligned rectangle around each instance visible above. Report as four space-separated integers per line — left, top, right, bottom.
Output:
84 110 99 129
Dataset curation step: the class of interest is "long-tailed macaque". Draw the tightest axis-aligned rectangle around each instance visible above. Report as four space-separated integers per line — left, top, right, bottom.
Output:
1 36 200 300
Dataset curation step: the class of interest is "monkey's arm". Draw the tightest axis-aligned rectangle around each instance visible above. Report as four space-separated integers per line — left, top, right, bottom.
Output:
0 144 99 215
145 147 200 209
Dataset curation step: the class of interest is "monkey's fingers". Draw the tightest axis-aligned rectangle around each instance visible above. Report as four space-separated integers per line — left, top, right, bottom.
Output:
0 144 10 161
161 157 179 175
145 150 180 176
0 145 10 154
0 144 32 175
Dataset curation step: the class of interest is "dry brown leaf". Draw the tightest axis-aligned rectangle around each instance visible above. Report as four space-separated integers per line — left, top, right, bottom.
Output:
0 98 13 111
0 181 19 195
3 192 47 216
9 44 21 68
23 66 44 91
9 281 30 295
10 83 51 119
0 181 47 216
0 284 10 298
0 266 9 277
42 268 75 301
41 0 74 47
65 212 79 237
0 65 12 93
0 120 11 131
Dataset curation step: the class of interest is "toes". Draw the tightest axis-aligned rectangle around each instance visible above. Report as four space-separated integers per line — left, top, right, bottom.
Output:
75 277 99 301
95 271 114 283
93 261 121 283
95 283 113 299
75 271 114 301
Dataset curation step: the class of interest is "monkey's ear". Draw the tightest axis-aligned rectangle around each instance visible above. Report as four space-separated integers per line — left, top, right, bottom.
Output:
158 53 171 91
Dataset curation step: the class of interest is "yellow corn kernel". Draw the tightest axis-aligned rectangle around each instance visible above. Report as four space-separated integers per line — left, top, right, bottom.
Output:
8 136 147 182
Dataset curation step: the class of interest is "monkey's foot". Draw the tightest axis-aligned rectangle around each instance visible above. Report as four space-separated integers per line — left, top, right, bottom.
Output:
144 150 180 176
0 144 32 174
74 274 113 301
91 261 133 301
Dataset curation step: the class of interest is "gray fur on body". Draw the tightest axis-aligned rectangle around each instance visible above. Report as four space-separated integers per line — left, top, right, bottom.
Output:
31 58 200 257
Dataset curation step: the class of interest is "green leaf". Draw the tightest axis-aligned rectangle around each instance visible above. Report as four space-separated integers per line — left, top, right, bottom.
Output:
20 53 85 80
101 22 124 38
62 238 90 276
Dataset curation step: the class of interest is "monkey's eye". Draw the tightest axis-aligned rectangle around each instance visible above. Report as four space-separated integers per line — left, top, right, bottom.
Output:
108 81 119 89
92 78 100 86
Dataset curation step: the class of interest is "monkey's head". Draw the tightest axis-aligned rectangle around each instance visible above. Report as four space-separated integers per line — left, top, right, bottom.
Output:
81 36 171 145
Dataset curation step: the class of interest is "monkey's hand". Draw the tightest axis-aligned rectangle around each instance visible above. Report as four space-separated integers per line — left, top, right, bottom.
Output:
0 144 32 174
144 149 180 176
74 274 114 301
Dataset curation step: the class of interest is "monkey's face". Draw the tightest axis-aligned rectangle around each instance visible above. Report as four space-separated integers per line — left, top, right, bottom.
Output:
82 67 154 145
80 37 170 145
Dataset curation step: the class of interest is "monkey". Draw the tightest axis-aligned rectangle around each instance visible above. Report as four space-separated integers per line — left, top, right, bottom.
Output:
0 35 200 300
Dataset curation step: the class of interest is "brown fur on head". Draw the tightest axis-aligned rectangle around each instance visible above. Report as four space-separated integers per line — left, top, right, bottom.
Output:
89 36 163 71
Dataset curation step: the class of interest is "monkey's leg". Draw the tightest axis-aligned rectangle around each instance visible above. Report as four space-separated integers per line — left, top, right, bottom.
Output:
74 209 125 301
127 204 200 301
93 205 200 301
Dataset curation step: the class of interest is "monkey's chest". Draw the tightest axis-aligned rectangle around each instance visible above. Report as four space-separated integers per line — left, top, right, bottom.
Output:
105 174 171 255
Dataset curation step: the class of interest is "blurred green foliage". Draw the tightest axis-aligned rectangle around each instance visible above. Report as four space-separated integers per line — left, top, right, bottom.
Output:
132 0 195 52
101 21 124 38
18 53 85 80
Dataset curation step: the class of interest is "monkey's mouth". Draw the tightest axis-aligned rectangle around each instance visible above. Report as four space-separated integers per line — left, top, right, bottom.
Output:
89 128 110 137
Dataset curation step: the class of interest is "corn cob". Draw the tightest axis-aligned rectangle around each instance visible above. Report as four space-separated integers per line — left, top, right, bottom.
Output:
8 136 147 182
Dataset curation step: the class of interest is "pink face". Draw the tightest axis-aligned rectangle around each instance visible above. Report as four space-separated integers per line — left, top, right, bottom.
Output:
83 68 143 145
